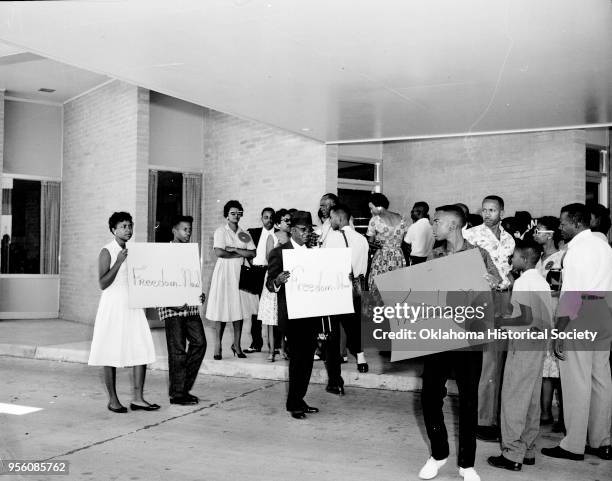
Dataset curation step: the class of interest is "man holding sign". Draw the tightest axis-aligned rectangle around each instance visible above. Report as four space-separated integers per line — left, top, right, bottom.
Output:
418 205 500 481
156 216 206 406
266 210 323 420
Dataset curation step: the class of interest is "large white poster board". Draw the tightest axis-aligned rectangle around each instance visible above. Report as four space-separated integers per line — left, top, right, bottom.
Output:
282 248 354 319
126 243 202 308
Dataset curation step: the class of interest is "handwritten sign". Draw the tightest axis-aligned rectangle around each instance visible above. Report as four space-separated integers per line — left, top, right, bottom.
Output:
126 243 202 308
282 248 353 319
373 248 494 361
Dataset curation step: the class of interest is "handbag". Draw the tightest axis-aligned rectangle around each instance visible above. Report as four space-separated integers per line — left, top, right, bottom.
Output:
239 258 260 295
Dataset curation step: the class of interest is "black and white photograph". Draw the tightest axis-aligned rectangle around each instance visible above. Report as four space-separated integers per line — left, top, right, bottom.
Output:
0 1 611 480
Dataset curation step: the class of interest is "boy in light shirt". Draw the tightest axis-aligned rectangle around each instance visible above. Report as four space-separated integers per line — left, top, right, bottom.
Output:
488 241 553 471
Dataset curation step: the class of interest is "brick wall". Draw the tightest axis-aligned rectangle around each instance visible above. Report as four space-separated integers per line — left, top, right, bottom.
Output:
201 109 336 287
0 90 4 175
60 81 149 323
382 130 586 219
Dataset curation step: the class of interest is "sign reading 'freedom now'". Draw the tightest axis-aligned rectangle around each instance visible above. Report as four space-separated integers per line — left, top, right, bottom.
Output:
283 248 354 319
126 243 202 308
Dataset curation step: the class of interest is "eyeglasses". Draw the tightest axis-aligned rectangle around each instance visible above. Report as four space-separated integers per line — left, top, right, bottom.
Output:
228 211 243 216
280 218 291 224
534 228 554 235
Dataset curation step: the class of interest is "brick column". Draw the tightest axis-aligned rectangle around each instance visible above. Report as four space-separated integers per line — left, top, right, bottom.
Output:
60 80 149 323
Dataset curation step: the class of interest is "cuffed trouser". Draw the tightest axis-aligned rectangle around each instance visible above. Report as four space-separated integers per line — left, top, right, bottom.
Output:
165 314 206 398
500 339 546 463
559 347 612 454
477 340 507 426
422 350 483 468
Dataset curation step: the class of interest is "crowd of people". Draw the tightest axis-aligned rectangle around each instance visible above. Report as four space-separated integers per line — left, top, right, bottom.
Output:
87 191 612 481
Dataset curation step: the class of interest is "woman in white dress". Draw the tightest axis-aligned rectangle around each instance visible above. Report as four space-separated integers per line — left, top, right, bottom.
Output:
257 209 291 361
205 201 257 359
88 212 158 413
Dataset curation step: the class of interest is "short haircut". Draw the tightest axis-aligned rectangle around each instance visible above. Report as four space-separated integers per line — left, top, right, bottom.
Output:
171 215 193 229
414 201 430 214
273 208 290 224
435 204 466 227
483 195 505 210
330 203 351 221
369 192 389 209
514 239 542 266
223 200 243 217
321 193 339 205
261 207 275 217
560 203 590 228
589 203 611 235
455 203 469 215
108 212 133 233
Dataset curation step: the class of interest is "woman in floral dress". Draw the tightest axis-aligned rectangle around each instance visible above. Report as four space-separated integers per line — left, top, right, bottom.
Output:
366 193 409 289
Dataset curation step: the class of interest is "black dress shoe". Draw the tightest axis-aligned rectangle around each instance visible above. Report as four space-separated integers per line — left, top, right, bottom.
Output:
487 455 521 471
357 362 369 373
107 403 128 413
130 402 161 411
302 405 319 413
290 410 306 419
170 395 198 405
476 425 500 442
523 457 535 465
325 385 345 395
541 445 584 461
585 444 612 460
185 393 199 404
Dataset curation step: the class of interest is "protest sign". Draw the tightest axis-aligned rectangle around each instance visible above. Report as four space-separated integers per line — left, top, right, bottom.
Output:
126 243 202 308
283 248 353 319
372 248 494 361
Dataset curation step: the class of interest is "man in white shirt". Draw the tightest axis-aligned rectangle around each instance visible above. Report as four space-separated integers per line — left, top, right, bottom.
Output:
542 203 612 461
404 201 435 265
464 195 516 442
316 193 355 248
322 204 370 394
245 207 276 353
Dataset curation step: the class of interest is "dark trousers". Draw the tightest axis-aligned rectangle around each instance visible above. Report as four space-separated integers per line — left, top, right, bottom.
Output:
324 306 363 386
410 255 428 265
165 314 206 398
285 318 319 411
249 266 269 350
421 350 483 468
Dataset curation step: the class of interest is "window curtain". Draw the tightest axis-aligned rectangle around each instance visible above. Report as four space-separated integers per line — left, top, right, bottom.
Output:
182 173 202 245
148 170 158 242
40 181 61 275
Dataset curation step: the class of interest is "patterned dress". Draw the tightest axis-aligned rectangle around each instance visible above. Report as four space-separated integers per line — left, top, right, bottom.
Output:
366 215 409 289
536 249 565 378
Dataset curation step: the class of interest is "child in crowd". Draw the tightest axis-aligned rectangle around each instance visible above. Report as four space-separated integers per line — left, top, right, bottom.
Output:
488 241 553 471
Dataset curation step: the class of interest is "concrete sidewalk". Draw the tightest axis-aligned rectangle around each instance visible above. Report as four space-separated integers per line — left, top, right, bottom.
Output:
0 318 441 393
2 357 608 481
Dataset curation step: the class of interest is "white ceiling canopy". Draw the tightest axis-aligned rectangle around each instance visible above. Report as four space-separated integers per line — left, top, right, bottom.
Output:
0 0 610 142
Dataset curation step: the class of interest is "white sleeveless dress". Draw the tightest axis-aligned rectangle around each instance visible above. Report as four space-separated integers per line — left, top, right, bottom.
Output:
88 240 156 367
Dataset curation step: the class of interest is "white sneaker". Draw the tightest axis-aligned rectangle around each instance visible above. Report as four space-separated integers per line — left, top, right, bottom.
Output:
418 457 447 480
459 467 481 481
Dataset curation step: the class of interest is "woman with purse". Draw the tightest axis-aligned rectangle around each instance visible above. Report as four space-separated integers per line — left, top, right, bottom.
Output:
205 200 257 359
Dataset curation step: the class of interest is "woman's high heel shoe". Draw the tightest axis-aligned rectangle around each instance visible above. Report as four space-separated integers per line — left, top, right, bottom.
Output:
231 344 247 359
267 353 275 362
213 348 222 360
